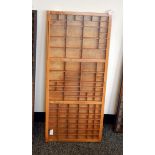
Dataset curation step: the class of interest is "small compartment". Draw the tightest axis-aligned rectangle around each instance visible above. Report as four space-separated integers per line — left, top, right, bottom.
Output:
92 16 100 22
101 16 109 22
69 104 78 108
84 16 92 21
68 119 78 123
68 135 77 139
58 135 68 139
82 49 104 59
49 71 64 80
78 130 87 134
67 26 82 37
84 27 98 37
83 38 98 49
84 21 98 27
66 48 81 58
51 14 58 20
68 129 77 134
49 48 65 58
79 108 88 114
58 118 67 123
78 119 87 124
67 15 75 21
58 14 66 20
82 73 95 82
67 38 81 48
78 125 88 129
49 92 63 101
68 124 78 128
51 20 65 26
81 62 96 71
100 21 108 27
75 15 83 21
66 62 80 71
49 61 64 70
79 115 88 119
50 26 65 36
50 37 65 47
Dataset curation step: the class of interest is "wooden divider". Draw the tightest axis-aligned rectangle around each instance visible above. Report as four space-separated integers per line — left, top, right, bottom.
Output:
45 11 111 142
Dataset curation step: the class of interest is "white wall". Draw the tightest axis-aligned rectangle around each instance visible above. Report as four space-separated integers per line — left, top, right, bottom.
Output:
32 0 123 114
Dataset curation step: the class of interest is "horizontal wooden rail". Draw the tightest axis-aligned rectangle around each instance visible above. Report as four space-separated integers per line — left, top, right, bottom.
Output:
50 85 103 88
50 46 107 50
49 128 100 131
49 90 103 93
48 58 105 62
50 35 108 38
49 70 104 73
50 80 104 83
49 100 102 104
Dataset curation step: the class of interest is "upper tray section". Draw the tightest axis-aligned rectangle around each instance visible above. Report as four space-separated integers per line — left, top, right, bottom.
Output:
47 11 110 61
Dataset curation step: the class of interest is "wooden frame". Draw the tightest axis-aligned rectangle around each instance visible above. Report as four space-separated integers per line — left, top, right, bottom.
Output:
45 11 112 142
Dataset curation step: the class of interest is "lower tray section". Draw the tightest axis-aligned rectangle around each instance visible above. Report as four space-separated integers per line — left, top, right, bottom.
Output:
46 102 103 142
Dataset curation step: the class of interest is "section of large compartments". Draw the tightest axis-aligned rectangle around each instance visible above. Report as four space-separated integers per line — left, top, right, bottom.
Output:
45 11 111 142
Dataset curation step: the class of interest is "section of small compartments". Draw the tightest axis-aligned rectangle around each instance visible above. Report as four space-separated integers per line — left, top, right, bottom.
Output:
48 103 101 140
46 11 111 142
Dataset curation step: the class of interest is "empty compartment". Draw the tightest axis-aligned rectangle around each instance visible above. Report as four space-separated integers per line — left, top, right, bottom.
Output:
50 37 65 47
67 38 81 48
82 49 105 59
67 26 82 37
84 27 98 37
49 61 64 70
66 48 81 58
83 38 98 49
49 48 65 58
50 26 65 36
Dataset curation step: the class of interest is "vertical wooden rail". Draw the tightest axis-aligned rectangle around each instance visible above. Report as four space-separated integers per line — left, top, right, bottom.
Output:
67 104 69 138
64 14 68 137
87 104 89 139
98 16 101 49
99 14 112 141
45 11 50 142
64 15 67 58
94 62 98 101
79 16 84 100
77 104 79 139
63 15 67 100
57 104 59 139
93 104 96 138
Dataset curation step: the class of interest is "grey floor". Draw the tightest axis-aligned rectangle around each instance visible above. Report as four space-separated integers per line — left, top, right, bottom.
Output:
33 123 123 155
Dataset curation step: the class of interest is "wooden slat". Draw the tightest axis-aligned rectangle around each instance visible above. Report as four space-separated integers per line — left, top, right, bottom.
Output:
45 11 50 142
49 100 102 104
49 58 105 62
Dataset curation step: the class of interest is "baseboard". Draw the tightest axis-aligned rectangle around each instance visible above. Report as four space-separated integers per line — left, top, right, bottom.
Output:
104 114 116 124
34 112 116 124
34 112 45 122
